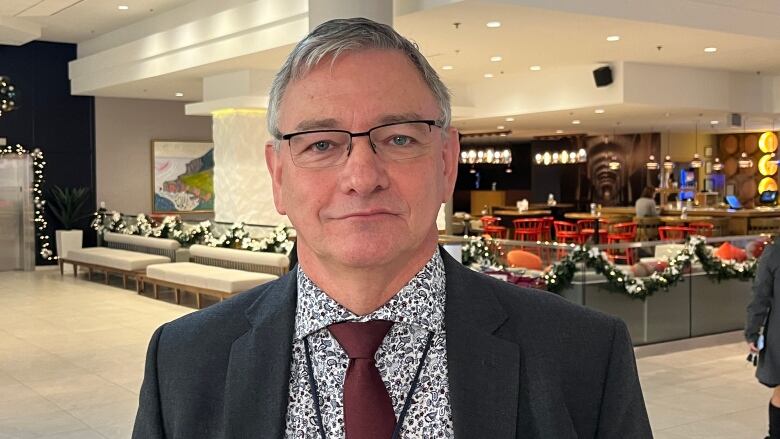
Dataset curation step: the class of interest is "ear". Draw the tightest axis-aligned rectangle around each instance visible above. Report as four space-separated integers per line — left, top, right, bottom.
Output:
265 140 287 215
440 127 460 203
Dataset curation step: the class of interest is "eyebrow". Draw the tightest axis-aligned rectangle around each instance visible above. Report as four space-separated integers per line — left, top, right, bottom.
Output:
292 112 429 132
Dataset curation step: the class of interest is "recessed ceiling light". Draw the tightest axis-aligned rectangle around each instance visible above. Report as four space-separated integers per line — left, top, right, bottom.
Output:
556 129 564 134
529 65 541 71
497 125 505 129
486 21 501 28
594 109 605 114
175 92 184 97
118 5 129 10
484 73 494 78
442 65 454 70
505 117 515 122
490 56 502 62
710 120 719 125
572 120 581 125
606 35 620 42
704 47 717 53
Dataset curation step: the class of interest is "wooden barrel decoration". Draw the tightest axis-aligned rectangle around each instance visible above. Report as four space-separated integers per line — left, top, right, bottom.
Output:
721 134 738 155
739 178 758 201
744 133 759 154
724 156 738 176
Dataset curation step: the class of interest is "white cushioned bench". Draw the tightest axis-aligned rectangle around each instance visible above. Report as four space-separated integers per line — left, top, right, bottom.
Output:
141 245 289 308
60 232 181 290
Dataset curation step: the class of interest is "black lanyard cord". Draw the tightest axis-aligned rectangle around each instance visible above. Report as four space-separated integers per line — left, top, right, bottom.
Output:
303 330 435 439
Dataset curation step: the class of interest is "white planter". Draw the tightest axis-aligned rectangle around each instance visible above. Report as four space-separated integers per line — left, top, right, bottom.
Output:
56 229 83 261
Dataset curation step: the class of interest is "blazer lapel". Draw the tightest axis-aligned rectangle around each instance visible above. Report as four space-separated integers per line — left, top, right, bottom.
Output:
223 272 297 439
443 254 520 439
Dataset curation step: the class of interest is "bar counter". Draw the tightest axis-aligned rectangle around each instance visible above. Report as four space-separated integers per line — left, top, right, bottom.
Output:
600 206 780 235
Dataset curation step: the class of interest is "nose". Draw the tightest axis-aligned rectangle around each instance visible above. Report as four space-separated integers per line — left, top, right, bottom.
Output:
338 135 390 196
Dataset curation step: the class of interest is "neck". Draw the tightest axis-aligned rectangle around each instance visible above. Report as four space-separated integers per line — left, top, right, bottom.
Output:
297 236 438 316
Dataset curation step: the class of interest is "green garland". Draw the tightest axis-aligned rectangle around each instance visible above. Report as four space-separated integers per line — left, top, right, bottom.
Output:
542 236 759 299
461 236 504 269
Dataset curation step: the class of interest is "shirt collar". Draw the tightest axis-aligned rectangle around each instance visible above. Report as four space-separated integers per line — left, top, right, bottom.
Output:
294 249 446 340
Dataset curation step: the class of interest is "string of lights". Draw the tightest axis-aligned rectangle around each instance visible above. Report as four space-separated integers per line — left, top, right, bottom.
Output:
0 144 54 260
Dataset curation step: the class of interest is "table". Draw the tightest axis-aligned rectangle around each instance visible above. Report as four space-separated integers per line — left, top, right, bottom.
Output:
491 209 552 217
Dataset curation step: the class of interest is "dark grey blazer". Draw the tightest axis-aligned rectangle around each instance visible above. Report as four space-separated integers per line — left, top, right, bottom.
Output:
745 239 780 386
133 252 652 438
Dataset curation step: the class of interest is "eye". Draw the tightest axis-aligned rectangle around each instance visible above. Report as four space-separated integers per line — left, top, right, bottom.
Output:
390 135 412 146
309 141 332 152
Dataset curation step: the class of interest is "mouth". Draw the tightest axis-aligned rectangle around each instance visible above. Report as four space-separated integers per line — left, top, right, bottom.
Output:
335 209 397 220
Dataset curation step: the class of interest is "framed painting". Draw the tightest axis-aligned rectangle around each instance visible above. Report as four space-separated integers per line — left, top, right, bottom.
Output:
151 140 214 214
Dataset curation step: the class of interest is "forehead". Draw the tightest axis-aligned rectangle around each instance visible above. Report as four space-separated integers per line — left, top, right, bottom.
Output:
278 49 439 131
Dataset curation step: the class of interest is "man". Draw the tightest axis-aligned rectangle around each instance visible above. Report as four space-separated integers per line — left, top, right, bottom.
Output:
133 18 652 438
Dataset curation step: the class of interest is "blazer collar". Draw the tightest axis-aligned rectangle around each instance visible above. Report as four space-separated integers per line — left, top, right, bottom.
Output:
442 252 521 439
223 270 298 438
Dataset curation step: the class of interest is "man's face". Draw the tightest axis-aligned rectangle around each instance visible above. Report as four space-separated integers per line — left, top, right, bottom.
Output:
266 49 459 269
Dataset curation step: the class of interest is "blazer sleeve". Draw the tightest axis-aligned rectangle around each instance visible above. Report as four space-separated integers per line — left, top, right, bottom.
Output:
132 324 167 439
745 244 777 343
596 319 653 438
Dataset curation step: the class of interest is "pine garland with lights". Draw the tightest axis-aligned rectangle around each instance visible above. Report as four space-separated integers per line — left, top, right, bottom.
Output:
461 235 504 269
542 236 759 299
0 144 54 260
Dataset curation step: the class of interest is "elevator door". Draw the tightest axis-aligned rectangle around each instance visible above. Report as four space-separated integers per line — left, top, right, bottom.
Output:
0 155 34 271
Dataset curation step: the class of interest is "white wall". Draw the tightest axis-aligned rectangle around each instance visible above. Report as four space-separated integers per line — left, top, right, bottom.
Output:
95 97 212 216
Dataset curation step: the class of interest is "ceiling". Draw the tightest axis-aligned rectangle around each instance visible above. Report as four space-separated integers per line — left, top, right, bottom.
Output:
4 0 780 138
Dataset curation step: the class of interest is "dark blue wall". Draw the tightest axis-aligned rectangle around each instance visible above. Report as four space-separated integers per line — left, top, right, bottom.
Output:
0 41 96 264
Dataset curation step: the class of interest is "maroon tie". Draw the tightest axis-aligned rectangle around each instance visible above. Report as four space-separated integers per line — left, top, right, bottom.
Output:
328 320 396 439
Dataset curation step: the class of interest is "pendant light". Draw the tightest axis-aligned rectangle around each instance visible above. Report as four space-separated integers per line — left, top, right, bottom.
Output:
608 155 621 170
712 157 724 172
690 120 703 168
646 155 660 170
738 152 754 168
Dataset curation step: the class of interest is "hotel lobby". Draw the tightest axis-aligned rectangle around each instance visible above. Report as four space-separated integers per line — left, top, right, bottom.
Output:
2 0 780 438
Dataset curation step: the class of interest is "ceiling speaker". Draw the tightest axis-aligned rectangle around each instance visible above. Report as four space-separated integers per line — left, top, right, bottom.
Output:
593 66 613 87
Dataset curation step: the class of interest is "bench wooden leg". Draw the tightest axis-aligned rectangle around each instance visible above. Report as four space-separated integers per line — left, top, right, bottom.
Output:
59 260 63 276
104 271 110 285
122 274 127 289
196 293 201 309
174 288 180 304
153 283 159 299
135 278 141 293
87 267 93 280
73 263 78 277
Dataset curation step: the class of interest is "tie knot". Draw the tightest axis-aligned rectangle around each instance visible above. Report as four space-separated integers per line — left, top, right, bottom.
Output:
328 320 394 360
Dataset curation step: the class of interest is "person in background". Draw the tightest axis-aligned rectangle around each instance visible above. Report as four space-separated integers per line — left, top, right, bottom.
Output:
635 186 658 218
746 236 780 439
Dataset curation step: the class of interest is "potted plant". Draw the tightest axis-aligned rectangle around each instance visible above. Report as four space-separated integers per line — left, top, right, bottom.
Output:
48 186 91 260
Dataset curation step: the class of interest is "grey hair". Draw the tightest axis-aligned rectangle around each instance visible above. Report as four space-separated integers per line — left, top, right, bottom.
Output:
267 17 451 144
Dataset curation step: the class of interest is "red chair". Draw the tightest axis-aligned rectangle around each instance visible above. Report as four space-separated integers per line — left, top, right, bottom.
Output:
658 226 694 241
689 222 714 237
553 221 580 259
483 225 508 239
506 249 543 270
512 219 544 241
576 219 608 244
607 222 638 265
480 216 499 227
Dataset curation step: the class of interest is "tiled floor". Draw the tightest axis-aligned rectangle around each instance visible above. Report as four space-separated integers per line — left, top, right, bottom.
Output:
0 268 772 438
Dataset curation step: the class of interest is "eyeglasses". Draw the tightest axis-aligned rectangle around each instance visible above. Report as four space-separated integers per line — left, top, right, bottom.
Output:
280 120 442 168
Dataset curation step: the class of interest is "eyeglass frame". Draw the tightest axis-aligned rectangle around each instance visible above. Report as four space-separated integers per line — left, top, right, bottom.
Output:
279 119 443 167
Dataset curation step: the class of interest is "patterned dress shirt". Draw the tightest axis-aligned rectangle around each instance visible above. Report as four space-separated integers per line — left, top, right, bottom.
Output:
284 249 454 438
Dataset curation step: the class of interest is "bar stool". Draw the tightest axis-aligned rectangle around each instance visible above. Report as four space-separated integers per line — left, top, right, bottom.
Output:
553 221 580 259
577 219 608 244
658 226 694 241
483 225 508 239
688 222 714 237
606 222 637 265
